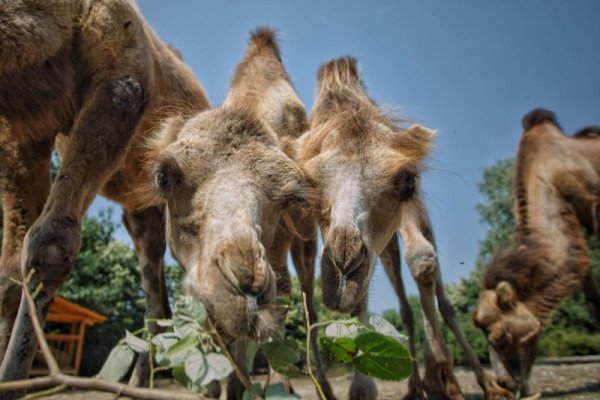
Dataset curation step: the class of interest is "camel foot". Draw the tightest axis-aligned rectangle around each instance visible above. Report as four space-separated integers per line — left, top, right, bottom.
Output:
349 373 378 400
206 380 221 399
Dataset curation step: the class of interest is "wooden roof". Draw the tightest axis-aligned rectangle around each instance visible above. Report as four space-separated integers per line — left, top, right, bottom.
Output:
46 296 107 326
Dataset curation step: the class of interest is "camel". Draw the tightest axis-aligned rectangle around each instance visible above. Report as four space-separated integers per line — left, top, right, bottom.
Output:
142 28 338 399
298 57 509 400
474 108 600 398
0 0 210 394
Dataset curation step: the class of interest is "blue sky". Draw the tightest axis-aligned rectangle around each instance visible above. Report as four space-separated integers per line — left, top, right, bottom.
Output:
90 0 600 312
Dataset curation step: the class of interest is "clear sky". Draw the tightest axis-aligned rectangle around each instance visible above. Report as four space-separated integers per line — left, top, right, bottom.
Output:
90 0 600 312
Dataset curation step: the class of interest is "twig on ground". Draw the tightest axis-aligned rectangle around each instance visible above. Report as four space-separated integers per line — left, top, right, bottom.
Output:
0 272 206 400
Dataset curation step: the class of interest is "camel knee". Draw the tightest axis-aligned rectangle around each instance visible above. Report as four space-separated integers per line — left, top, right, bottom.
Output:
406 247 437 285
22 213 80 294
110 76 145 114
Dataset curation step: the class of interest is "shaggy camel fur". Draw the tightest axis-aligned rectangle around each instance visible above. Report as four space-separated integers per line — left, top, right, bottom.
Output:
299 56 449 399
144 28 334 399
299 57 508 400
474 109 600 397
0 0 210 394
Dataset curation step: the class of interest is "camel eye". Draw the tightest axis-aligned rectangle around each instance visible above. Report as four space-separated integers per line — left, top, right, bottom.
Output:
394 169 418 200
155 158 182 196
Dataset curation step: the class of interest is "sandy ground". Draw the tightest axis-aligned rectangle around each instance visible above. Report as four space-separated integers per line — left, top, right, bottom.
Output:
41 362 600 399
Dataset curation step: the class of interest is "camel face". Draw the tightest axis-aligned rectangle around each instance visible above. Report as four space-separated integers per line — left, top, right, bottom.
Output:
154 109 307 339
301 57 435 313
474 282 541 395
304 133 427 312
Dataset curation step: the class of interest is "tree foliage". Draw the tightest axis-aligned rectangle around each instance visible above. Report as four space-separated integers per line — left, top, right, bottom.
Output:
59 209 146 375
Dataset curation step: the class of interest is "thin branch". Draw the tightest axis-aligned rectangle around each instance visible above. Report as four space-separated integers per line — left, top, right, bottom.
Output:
0 274 207 400
206 319 262 399
302 292 326 400
22 384 66 400
22 270 60 375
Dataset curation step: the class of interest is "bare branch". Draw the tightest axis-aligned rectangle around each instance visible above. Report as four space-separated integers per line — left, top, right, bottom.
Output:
0 274 207 400
22 271 60 375
302 292 326 400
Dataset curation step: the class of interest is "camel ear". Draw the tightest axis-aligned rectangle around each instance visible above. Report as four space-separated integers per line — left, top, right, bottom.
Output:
495 281 516 310
392 124 436 160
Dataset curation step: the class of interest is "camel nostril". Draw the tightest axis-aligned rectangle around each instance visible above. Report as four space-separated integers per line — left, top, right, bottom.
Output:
345 244 367 276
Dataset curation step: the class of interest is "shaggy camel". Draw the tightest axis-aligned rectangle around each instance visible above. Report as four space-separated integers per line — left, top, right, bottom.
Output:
299 57 508 400
0 0 210 393
299 56 450 399
144 28 334 399
474 108 600 398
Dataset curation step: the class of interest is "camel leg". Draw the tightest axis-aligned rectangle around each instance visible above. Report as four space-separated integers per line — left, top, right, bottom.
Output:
399 199 463 400
0 74 146 390
122 206 171 387
290 214 337 400
226 339 249 400
581 269 600 321
0 129 53 363
349 294 378 400
379 233 425 400
266 223 297 394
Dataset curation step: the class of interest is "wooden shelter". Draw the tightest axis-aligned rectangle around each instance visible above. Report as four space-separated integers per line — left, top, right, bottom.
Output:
31 296 106 376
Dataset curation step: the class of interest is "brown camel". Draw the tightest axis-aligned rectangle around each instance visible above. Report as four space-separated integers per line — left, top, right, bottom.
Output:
142 28 336 399
299 56 452 399
299 57 509 400
474 108 600 398
0 0 210 394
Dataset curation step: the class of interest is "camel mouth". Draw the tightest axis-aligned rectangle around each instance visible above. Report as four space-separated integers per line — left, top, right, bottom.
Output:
320 250 372 313
186 265 277 340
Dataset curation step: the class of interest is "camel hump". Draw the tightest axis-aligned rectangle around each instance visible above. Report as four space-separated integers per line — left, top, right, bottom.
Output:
522 108 559 131
0 0 75 73
317 56 361 89
574 126 600 139
247 27 281 61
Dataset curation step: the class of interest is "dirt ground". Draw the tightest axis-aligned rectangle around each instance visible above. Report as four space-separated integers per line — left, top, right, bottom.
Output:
43 362 600 400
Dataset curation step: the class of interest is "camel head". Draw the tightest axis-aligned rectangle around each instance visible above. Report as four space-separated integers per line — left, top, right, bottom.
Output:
149 28 310 340
474 281 541 396
300 57 436 313
153 109 307 340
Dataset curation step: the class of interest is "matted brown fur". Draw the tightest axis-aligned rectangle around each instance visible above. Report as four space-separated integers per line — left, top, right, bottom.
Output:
481 227 589 325
0 0 210 386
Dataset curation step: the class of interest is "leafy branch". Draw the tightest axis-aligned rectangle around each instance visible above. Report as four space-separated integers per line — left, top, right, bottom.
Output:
0 270 203 400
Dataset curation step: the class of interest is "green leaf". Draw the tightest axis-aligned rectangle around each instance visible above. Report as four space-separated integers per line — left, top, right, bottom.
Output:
97 343 135 382
243 383 264 400
264 383 303 399
125 330 149 353
164 331 200 366
152 332 182 366
352 331 412 381
202 353 234 383
156 319 174 327
174 296 207 336
173 365 204 393
369 315 408 343
261 338 301 375
319 336 358 364
184 350 208 384
246 340 260 372
324 321 359 338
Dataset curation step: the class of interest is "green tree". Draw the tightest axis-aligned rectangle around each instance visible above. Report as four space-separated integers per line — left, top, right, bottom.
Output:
59 209 146 375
